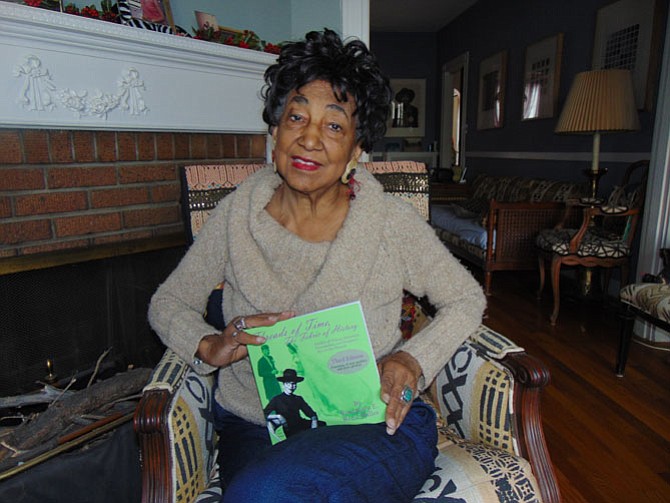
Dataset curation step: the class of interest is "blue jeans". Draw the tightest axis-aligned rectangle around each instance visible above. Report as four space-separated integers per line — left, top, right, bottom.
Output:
214 400 437 502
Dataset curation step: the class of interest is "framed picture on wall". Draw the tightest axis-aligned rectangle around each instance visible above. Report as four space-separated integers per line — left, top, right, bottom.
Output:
592 0 660 110
386 79 426 138
477 50 507 130
521 33 563 120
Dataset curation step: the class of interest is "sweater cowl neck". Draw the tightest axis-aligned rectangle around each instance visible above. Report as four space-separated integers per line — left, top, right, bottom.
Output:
225 167 386 313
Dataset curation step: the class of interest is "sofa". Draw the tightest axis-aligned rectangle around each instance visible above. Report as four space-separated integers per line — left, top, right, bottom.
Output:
431 174 588 294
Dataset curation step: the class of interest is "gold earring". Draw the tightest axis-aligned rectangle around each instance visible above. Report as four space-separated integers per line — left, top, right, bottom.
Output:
341 160 358 184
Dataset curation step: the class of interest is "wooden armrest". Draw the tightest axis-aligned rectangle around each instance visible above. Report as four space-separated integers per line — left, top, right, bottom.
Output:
567 206 640 253
134 349 190 503
431 325 560 503
501 351 560 503
133 349 218 503
134 387 175 503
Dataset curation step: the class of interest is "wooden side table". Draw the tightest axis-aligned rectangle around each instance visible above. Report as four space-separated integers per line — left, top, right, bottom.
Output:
429 181 470 205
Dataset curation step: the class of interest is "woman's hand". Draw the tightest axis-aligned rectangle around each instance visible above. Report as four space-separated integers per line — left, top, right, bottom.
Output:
196 311 295 367
377 351 423 436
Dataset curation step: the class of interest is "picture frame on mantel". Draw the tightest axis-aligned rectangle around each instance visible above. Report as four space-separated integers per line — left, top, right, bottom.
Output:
477 50 507 130
386 78 426 138
592 0 660 110
521 33 563 121
118 0 176 34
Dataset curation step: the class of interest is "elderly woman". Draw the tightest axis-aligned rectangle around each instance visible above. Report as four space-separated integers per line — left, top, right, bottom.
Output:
148 29 485 502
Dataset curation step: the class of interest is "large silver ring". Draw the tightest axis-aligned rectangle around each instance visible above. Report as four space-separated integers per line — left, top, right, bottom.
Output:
400 385 414 404
234 318 246 331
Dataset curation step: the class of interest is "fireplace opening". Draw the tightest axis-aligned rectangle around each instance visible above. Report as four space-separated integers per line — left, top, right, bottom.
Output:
0 246 186 397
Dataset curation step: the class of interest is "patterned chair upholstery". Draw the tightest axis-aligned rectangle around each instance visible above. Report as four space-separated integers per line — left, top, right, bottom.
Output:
617 282 670 376
134 162 560 503
362 160 430 220
536 160 649 325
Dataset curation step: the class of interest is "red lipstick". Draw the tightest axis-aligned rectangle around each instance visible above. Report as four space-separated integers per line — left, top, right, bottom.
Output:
291 156 321 171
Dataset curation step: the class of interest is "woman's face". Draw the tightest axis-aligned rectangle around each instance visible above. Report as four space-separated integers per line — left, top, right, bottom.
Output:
283 381 297 395
272 80 362 197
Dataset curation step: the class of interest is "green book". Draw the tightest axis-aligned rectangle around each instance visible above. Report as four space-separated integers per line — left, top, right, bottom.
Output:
246 301 386 444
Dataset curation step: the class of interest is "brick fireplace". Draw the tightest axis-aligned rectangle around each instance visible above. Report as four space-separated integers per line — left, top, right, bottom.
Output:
0 129 265 259
0 4 277 395
0 128 266 395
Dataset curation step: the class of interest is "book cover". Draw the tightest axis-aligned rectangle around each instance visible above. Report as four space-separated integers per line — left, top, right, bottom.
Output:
246 301 386 444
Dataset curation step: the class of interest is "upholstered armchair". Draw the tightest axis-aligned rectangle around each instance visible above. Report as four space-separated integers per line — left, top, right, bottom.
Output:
536 160 649 325
618 281 670 376
134 162 560 503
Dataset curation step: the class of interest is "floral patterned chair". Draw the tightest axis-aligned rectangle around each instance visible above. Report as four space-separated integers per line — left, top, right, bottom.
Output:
133 162 560 503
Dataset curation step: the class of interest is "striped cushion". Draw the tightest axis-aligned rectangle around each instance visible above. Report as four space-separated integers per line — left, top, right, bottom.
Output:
620 283 670 323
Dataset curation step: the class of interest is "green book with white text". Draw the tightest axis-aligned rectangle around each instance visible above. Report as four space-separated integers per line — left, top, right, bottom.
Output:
246 301 386 444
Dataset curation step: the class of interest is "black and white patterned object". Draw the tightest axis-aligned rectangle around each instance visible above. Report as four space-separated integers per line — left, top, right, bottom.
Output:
413 443 541 502
536 228 630 258
117 0 189 35
458 441 541 503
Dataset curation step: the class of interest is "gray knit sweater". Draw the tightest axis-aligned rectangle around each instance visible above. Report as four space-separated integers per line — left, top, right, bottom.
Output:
148 166 485 425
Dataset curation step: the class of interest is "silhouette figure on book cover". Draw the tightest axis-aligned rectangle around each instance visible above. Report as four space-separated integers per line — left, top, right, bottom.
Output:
257 345 281 401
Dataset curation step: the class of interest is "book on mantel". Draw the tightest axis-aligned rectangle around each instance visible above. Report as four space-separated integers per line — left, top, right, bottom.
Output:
246 301 386 444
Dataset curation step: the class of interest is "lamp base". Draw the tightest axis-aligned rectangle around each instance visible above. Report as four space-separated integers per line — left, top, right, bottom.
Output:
582 168 608 200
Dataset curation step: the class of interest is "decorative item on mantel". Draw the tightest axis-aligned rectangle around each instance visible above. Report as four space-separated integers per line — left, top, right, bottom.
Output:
554 69 639 200
22 0 119 23
191 10 281 53
193 26 282 54
13 55 149 118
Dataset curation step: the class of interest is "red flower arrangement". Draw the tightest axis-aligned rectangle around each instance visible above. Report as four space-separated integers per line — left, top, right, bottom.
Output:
22 1 118 23
80 6 100 19
263 43 282 55
194 27 282 54
20 0 277 51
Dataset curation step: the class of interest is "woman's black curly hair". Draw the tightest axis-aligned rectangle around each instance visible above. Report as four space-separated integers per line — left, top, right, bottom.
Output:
262 29 392 153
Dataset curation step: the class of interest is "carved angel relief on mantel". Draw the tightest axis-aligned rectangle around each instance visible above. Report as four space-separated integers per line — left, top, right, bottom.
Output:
1 2 275 132
14 55 149 119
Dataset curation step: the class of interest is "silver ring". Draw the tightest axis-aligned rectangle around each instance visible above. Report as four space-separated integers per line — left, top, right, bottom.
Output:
400 385 413 404
232 331 239 338
234 317 246 331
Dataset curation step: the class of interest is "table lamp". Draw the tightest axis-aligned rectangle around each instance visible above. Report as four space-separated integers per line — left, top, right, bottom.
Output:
555 69 639 199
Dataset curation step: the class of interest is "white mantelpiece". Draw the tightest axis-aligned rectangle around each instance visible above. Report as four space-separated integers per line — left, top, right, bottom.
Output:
0 3 277 132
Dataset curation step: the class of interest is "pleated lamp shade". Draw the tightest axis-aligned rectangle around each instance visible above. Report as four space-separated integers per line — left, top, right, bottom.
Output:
555 69 640 134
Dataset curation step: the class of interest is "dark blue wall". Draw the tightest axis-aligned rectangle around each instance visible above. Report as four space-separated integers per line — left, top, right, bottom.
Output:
372 0 667 191
370 32 437 152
